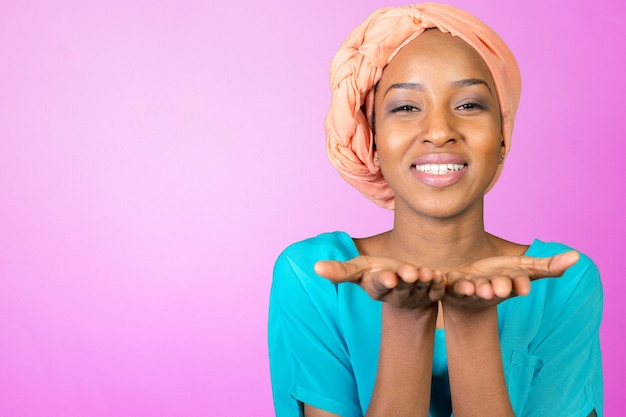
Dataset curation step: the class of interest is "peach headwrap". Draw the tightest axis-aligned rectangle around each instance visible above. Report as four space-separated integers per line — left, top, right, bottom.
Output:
324 3 521 209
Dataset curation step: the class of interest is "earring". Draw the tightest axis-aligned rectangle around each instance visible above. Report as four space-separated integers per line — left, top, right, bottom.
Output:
374 156 379 163
499 154 505 164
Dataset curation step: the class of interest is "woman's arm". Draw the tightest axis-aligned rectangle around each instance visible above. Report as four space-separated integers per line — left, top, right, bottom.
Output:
313 251 582 416
304 305 437 417
315 257 446 416
443 305 514 417
365 303 437 417
303 404 341 417
303 304 437 417
441 251 582 416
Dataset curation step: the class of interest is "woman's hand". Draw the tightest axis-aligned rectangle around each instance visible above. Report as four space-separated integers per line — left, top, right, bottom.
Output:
314 256 446 309
443 251 580 309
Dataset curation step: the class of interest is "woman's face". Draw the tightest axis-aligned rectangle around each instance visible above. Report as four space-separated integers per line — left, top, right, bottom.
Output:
373 29 503 219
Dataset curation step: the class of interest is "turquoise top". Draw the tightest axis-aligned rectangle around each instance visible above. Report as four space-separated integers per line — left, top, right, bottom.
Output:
269 232 603 417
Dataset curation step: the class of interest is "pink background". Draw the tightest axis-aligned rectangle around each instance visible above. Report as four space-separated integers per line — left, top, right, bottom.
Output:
1 0 624 415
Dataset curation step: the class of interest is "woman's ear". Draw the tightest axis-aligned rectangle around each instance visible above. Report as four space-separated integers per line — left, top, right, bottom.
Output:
499 140 506 165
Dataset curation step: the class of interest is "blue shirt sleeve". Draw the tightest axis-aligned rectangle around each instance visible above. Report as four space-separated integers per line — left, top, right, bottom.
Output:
510 244 604 417
268 233 363 417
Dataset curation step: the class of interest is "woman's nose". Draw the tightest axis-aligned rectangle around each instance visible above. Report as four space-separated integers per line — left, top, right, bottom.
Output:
421 108 456 146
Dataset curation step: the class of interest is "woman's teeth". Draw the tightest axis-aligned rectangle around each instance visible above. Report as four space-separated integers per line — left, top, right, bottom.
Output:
413 163 465 175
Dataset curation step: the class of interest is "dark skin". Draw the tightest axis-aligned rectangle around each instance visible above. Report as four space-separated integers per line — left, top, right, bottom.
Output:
304 30 596 417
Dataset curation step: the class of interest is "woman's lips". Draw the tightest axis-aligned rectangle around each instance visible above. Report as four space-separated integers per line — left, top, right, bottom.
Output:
410 154 467 187
413 163 466 175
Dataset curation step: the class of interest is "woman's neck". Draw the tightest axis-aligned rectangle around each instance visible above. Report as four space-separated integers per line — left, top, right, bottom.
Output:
380 203 498 270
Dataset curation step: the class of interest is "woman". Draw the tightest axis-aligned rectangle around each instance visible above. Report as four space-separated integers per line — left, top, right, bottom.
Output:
269 4 602 416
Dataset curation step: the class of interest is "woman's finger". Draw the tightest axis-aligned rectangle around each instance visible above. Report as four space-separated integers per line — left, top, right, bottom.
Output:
517 251 580 279
358 270 400 300
548 251 580 275
474 277 495 299
451 277 475 296
313 260 355 282
396 263 420 284
314 255 404 282
428 270 446 301
313 257 378 282
511 275 531 296
490 276 513 298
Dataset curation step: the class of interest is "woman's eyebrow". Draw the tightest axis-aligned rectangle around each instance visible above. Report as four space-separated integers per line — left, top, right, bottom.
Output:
384 79 493 97
384 82 424 97
452 78 493 94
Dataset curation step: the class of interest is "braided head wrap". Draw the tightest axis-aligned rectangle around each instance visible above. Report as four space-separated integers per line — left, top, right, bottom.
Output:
324 3 521 209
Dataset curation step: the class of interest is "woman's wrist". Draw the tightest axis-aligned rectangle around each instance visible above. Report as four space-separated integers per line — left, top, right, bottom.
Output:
442 304 513 417
441 302 498 330
383 301 438 328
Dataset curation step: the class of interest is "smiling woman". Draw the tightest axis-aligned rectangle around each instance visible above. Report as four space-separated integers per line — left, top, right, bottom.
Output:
268 3 602 417
372 30 503 220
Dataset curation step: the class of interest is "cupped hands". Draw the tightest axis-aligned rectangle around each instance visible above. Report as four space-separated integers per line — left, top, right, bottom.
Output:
314 251 579 310
314 256 446 309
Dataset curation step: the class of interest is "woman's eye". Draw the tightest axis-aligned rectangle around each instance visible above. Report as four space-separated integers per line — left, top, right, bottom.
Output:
390 104 420 113
456 102 486 111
